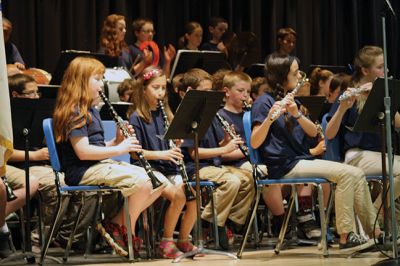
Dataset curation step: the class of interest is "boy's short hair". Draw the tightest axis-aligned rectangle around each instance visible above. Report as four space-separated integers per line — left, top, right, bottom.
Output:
222 71 252 89
180 68 212 91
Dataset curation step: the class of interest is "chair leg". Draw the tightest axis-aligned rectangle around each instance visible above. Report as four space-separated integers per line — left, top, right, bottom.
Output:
40 194 70 265
63 193 85 262
274 188 296 255
210 186 219 250
237 186 261 258
124 197 135 262
317 184 328 257
84 192 102 257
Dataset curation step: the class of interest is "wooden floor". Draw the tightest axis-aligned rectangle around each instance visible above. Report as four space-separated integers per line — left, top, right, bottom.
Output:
0 245 393 266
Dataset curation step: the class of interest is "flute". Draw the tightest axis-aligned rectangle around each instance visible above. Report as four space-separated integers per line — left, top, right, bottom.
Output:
338 86 371 102
270 71 308 121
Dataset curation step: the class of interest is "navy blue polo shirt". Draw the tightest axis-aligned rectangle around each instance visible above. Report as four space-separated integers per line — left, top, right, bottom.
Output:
216 108 247 167
328 97 381 153
251 93 313 179
129 109 179 175
181 117 223 179
59 107 105 185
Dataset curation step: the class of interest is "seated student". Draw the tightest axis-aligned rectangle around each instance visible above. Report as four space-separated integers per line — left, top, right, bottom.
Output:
179 70 252 250
327 73 351 104
275 27 297 56
128 67 197 259
250 77 268 103
0 179 14 258
212 68 231 92
3 17 25 76
325 46 400 229
201 17 229 57
177 22 203 51
7 73 100 251
251 52 381 252
117 78 135 102
129 18 176 78
52 56 164 256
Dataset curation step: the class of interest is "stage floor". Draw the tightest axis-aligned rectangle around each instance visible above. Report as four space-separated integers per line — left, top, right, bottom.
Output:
1 245 388 266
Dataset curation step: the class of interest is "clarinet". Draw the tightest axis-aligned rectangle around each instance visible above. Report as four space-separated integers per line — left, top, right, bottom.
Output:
158 100 196 201
99 91 164 190
270 71 308 121
215 112 265 178
242 100 251 111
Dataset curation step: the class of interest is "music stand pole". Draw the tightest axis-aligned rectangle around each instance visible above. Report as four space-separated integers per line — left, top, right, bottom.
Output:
382 14 398 259
163 90 236 262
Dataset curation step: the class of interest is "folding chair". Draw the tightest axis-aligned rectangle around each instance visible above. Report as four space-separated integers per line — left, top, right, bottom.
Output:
237 111 331 258
40 118 135 265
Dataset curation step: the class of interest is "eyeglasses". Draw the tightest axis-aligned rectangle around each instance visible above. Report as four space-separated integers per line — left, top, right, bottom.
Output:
19 91 41 97
141 29 156 34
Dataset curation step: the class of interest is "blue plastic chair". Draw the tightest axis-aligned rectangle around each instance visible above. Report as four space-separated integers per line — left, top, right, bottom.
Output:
41 118 135 264
237 111 330 258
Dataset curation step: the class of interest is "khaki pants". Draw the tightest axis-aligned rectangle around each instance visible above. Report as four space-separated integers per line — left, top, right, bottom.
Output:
285 159 377 235
199 165 254 226
80 159 154 197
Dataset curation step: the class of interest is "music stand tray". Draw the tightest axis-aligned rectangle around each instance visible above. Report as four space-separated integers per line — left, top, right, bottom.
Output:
170 50 230 78
295 96 326 122
347 78 400 133
162 90 237 262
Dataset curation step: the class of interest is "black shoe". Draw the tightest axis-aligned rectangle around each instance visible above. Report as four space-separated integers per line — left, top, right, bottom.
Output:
0 231 13 259
297 213 321 240
339 232 374 253
217 226 230 250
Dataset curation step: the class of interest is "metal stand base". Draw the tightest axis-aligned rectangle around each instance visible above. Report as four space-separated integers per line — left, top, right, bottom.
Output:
173 240 237 262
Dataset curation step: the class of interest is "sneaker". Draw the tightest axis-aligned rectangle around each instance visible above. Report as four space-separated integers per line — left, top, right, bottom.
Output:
159 240 183 259
0 232 13 259
226 228 235 245
96 221 128 257
339 232 374 253
297 213 321 240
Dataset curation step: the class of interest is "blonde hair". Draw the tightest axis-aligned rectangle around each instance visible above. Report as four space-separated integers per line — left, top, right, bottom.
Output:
53 57 105 142
222 71 252 89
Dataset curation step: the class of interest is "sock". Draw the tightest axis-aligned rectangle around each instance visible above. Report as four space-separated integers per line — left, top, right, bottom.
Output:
298 196 313 214
1 223 9 233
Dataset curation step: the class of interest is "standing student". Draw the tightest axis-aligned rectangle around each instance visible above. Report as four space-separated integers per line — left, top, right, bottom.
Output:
325 46 400 227
178 22 203 51
129 18 176 78
99 14 133 71
201 17 229 57
128 67 197 259
52 56 164 256
251 53 381 252
275 27 296 56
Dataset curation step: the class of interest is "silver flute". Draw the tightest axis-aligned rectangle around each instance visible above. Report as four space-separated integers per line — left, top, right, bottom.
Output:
270 71 308 121
338 87 371 102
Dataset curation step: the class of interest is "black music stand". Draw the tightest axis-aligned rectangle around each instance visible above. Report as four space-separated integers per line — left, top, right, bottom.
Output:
347 78 400 251
162 90 237 262
170 50 231 78
50 50 118 85
295 96 326 122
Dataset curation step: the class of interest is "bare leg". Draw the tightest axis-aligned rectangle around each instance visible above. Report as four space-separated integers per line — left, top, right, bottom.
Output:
162 184 185 238
178 187 197 240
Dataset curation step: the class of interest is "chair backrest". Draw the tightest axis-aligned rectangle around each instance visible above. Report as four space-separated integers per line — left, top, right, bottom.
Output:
101 120 131 163
42 118 62 172
321 113 343 162
242 111 263 164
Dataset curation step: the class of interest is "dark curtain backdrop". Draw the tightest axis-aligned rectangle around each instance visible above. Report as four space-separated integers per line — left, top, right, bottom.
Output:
3 0 400 78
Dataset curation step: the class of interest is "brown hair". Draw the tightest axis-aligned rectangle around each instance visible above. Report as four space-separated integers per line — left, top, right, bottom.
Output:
100 14 128 57
129 66 173 123
180 68 211 91
8 73 35 95
352 45 383 85
309 67 333 95
53 57 105 142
